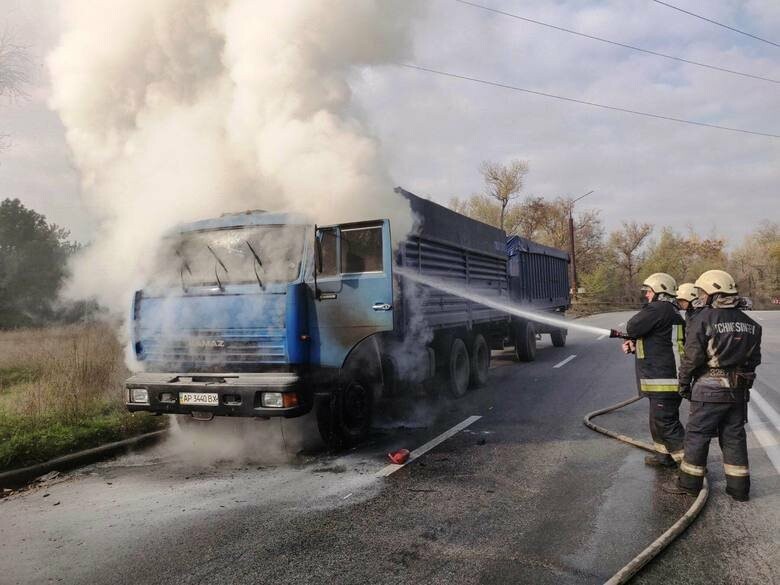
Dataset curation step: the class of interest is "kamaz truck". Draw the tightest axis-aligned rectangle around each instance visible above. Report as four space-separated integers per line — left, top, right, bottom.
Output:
126 189 570 447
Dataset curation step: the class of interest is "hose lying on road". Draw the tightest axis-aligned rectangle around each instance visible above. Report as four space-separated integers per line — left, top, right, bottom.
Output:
584 396 709 585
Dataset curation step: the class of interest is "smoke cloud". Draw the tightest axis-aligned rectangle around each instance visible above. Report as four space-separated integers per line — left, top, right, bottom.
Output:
48 0 419 312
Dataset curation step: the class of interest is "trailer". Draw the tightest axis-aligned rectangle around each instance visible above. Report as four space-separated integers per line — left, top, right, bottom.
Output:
506 235 571 360
125 188 570 448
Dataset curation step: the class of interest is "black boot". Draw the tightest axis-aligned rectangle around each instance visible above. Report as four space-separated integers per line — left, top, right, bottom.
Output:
725 487 749 502
644 454 676 468
661 479 699 496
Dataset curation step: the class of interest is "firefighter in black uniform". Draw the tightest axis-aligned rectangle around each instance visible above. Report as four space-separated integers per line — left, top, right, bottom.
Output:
624 273 686 468
666 270 762 501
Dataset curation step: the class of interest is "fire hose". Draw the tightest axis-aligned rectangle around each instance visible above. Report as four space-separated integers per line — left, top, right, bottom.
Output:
584 395 709 585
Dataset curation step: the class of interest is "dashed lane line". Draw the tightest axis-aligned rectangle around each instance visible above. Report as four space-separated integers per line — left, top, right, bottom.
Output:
376 415 482 477
553 355 577 369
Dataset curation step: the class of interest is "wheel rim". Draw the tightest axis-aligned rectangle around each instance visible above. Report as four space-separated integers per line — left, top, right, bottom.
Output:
342 382 368 432
453 345 469 394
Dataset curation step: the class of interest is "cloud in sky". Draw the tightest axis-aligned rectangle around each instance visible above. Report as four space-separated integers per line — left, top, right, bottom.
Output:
0 0 778 245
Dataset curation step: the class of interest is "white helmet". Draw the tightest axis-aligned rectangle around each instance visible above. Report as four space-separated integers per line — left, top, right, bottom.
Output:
642 273 677 296
694 270 737 296
676 282 697 302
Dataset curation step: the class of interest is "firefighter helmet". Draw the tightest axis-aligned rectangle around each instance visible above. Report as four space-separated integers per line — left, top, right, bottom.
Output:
694 270 737 295
676 282 697 302
642 273 677 296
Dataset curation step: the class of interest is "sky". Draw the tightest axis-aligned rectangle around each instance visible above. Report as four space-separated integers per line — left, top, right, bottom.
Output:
0 0 778 247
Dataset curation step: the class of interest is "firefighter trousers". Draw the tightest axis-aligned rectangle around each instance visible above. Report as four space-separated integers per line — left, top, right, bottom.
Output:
679 401 750 497
647 395 685 464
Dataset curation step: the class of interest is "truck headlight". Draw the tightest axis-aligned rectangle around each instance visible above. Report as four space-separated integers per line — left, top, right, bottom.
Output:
261 392 283 408
130 388 149 404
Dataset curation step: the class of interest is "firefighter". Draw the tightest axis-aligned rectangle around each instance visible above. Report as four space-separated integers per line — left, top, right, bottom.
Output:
624 273 686 468
676 282 701 325
666 270 762 501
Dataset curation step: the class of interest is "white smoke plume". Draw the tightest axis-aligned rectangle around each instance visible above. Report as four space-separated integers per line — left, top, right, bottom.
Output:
48 0 418 312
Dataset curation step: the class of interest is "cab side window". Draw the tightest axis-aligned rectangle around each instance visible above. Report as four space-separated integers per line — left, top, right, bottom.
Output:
318 228 338 276
341 226 383 273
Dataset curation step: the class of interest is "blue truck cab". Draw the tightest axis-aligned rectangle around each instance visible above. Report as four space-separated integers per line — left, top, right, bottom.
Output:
126 207 397 446
126 189 570 447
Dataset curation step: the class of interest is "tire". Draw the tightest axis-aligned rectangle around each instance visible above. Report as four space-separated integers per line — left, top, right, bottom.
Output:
469 334 490 389
316 376 374 449
514 321 537 362
447 337 471 398
551 329 567 348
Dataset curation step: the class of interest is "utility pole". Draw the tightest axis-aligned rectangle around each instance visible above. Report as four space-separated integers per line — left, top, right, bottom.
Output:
568 190 594 299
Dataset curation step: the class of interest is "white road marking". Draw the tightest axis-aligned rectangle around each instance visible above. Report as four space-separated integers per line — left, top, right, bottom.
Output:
376 415 482 477
597 333 608 340
748 405 780 475
553 355 577 368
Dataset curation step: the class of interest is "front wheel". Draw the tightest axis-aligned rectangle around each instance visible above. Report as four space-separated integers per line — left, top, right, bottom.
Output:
316 377 374 450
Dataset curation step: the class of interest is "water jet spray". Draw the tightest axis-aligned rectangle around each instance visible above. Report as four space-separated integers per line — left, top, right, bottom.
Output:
395 268 612 337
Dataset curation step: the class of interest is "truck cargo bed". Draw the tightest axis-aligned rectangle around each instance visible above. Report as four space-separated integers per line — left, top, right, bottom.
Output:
395 189 510 335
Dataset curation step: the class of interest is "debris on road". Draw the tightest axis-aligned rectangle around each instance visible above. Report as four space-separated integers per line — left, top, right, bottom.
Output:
388 449 410 464
36 471 60 483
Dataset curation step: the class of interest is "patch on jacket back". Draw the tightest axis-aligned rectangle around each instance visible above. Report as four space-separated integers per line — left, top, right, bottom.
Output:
711 322 757 335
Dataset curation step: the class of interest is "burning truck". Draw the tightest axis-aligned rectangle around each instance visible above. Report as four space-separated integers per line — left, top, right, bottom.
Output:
125 189 570 447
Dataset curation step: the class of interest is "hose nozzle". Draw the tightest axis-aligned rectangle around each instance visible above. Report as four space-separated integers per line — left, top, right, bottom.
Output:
609 329 630 339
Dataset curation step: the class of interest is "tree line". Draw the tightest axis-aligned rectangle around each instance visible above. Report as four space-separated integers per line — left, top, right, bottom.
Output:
451 160 779 308
0 198 98 328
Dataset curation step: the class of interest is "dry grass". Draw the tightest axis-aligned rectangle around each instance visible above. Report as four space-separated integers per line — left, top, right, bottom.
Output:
0 323 164 470
0 323 126 420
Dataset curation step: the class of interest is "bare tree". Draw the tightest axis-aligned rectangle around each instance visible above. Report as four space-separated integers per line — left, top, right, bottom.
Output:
609 221 653 301
0 27 30 100
0 27 31 151
479 159 528 232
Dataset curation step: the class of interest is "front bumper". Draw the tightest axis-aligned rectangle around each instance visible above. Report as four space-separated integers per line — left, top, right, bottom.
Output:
125 372 311 418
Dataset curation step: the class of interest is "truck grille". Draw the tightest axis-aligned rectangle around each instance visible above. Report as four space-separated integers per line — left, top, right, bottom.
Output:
140 327 288 369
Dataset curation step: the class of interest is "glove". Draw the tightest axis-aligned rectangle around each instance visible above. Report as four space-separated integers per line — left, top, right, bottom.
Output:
678 383 691 400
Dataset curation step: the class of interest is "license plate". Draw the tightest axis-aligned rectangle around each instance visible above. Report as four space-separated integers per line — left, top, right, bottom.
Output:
179 392 219 406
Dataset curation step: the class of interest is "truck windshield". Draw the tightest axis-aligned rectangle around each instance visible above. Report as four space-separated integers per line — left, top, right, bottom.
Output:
154 225 305 288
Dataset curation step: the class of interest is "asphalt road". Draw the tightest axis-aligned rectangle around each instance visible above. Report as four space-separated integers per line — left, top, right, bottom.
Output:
1 311 778 585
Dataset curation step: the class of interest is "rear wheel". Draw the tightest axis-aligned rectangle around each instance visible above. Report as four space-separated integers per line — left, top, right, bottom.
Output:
446 337 471 398
514 321 537 362
469 334 490 389
316 376 374 449
551 329 567 348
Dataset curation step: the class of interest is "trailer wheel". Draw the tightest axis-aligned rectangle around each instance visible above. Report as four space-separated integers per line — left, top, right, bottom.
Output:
316 376 373 449
447 338 471 398
469 334 490 389
551 329 567 348
514 321 537 362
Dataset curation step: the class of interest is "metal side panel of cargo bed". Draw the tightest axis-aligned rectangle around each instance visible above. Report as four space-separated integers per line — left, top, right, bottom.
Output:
506 235 570 310
393 188 510 333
